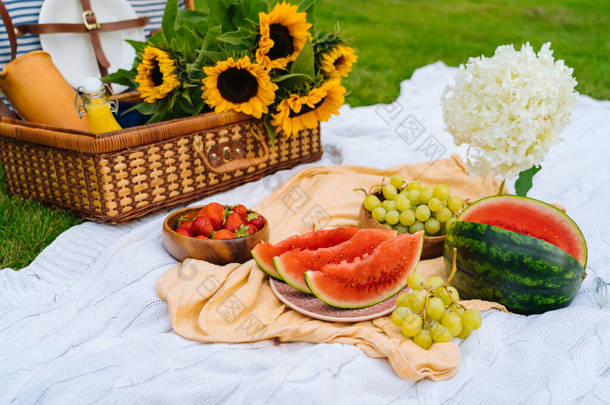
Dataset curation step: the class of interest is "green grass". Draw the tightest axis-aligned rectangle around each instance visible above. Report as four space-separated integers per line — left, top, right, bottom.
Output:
1 0 608 269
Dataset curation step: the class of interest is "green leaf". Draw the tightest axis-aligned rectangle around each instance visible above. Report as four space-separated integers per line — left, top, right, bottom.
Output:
272 72 313 88
102 69 135 87
203 25 222 50
289 37 314 78
125 40 147 55
217 27 251 46
161 0 180 41
515 165 542 196
263 118 276 146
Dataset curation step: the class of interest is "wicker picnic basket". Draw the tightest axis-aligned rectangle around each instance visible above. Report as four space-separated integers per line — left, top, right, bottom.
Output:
0 111 322 223
0 0 323 223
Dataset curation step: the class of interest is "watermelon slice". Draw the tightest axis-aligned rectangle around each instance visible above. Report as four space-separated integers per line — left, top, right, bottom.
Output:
458 195 587 267
273 228 396 293
251 227 359 279
304 231 424 309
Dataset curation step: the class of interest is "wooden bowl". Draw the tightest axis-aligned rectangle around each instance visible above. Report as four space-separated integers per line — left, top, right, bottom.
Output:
358 204 445 260
162 206 270 265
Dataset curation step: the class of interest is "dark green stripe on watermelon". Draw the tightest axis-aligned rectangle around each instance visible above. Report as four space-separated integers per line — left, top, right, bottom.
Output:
444 221 585 315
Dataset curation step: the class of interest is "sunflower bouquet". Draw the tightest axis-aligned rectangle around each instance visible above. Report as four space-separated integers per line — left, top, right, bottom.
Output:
104 0 357 140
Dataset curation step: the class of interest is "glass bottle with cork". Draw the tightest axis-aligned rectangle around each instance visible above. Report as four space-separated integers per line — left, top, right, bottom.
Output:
75 77 122 134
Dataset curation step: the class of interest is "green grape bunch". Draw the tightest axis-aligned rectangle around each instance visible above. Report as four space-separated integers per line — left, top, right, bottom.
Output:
390 248 482 349
360 175 466 237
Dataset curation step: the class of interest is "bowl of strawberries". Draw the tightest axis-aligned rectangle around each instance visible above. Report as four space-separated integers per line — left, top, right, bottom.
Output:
162 202 269 265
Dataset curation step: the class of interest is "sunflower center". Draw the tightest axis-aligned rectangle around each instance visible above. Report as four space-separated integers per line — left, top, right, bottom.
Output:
334 56 345 68
151 61 164 86
268 24 295 60
289 98 326 118
217 68 259 103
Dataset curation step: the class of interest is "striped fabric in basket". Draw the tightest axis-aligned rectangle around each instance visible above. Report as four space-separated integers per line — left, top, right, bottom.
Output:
0 0 186 70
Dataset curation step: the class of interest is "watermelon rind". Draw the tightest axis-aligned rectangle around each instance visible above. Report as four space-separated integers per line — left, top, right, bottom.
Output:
251 247 283 280
458 194 588 268
273 256 311 293
304 232 424 309
445 220 585 314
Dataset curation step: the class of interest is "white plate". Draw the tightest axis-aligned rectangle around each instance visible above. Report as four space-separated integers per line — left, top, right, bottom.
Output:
39 0 145 92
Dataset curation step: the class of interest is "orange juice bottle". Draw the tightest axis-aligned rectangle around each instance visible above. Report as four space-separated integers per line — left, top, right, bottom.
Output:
76 77 122 134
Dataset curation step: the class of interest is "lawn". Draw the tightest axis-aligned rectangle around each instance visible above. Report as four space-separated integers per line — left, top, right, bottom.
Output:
1 0 608 270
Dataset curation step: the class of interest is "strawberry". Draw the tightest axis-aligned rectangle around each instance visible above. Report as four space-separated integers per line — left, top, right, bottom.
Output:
213 229 235 240
198 202 224 230
246 212 266 229
232 204 248 221
175 227 192 237
176 215 195 230
191 216 214 237
234 224 256 238
224 212 244 232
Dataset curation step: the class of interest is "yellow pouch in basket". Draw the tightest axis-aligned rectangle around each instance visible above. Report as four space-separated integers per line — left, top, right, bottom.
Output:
0 50 89 131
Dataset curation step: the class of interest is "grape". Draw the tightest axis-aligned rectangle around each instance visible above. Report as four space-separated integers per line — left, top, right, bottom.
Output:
424 276 444 290
409 221 424 233
394 224 409 234
395 195 411 211
415 205 431 222
395 291 411 307
432 287 452 305
372 207 387 222
391 306 412 326
381 223 393 229
390 175 404 189
448 196 464 213
407 272 425 290
449 303 464 315
407 290 427 313
433 184 450 200
407 180 421 191
363 194 382 211
413 329 433 349
399 210 415 226
385 210 400 225
426 297 445 321
407 189 421 205
401 313 423 337
456 327 471 339
446 286 460 303
441 311 463 336
445 216 457 232
420 186 434 204
382 199 396 211
382 184 398 200
435 207 453 223
425 218 441 235
428 197 443 212
430 323 452 342
462 309 482 330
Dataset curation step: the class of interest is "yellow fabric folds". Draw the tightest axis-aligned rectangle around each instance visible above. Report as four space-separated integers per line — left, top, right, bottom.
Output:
157 155 507 381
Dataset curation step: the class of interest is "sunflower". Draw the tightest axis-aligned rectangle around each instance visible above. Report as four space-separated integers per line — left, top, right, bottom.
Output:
256 2 312 70
271 79 345 137
320 44 357 79
135 46 181 103
202 56 277 118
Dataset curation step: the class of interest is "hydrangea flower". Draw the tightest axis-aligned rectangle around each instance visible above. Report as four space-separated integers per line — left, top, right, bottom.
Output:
442 42 578 179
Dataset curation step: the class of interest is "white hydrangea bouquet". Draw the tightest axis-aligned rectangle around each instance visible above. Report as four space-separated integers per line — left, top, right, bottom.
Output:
442 42 578 195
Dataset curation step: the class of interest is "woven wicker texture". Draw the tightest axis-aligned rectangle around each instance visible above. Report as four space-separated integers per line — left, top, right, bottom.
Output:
0 117 321 223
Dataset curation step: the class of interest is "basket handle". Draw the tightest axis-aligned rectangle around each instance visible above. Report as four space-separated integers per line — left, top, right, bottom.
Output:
193 130 270 175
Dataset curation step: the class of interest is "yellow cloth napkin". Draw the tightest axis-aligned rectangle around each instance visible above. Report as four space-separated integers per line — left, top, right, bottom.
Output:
156 155 507 381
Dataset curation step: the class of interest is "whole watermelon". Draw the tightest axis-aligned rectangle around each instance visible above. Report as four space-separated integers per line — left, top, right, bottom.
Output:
443 195 587 315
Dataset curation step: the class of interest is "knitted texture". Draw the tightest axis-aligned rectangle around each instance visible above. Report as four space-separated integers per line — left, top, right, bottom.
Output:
1 62 609 404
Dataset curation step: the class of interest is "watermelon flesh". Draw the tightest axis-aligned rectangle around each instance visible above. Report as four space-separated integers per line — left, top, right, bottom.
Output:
459 195 587 267
251 227 359 279
274 228 396 293
304 231 424 309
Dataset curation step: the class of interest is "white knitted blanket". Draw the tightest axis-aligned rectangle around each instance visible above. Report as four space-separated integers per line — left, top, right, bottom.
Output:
1 62 609 404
